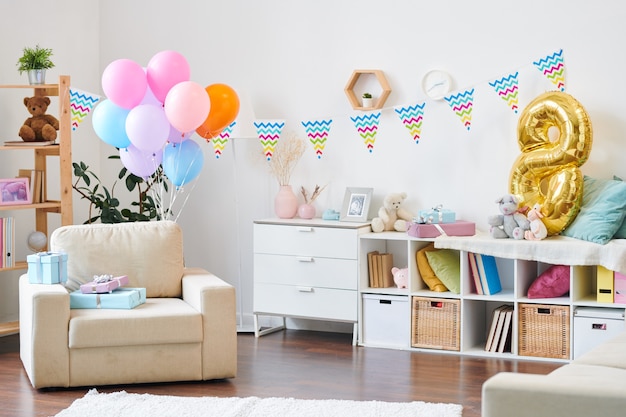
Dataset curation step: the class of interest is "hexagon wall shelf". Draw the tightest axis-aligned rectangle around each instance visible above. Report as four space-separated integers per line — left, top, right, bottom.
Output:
344 69 392 110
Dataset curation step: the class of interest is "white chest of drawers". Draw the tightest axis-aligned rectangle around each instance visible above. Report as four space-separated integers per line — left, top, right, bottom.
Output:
253 218 370 344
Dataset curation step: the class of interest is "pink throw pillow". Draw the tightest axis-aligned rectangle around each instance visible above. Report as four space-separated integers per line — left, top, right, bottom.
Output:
527 264 570 299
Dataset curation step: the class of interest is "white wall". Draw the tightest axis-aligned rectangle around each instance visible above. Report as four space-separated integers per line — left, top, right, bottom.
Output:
2 0 626 329
0 1 100 322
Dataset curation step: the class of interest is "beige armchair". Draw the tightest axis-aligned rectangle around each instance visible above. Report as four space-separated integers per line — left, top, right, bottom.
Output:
19 221 237 388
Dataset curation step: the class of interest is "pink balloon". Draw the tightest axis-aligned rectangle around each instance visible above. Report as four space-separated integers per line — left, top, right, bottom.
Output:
167 125 192 144
120 145 163 178
146 51 191 103
101 59 147 109
125 104 170 153
164 81 211 133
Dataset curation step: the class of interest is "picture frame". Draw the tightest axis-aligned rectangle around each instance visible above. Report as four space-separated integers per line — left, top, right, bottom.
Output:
0 177 31 205
340 187 373 222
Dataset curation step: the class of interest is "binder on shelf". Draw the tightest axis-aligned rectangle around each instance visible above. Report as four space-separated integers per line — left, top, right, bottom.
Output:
597 266 614 303
1 217 15 268
475 253 502 295
468 252 483 295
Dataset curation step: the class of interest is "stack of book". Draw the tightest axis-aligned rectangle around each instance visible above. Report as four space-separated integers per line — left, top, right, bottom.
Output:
18 169 44 203
468 252 502 295
367 251 395 288
485 304 514 353
1 217 15 268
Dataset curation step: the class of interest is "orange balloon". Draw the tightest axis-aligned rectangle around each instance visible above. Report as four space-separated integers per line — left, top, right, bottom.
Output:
196 84 240 139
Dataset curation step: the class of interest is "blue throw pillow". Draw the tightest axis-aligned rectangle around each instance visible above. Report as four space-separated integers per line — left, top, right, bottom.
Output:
561 176 626 244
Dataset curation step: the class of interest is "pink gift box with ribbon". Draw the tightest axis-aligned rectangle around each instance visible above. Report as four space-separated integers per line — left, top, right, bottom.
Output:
79 275 129 294
407 220 476 238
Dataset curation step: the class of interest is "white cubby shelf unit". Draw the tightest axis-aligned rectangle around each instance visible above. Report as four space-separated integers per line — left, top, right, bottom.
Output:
357 230 626 362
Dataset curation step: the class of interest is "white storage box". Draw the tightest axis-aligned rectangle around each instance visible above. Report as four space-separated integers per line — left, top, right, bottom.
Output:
573 307 625 359
362 294 409 348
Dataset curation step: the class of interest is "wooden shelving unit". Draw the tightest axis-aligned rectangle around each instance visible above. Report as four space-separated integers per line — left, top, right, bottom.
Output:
0 75 73 336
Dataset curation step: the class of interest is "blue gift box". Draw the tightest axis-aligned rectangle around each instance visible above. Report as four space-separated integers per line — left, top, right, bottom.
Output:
416 206 456 224
27 251 68 284
70 287 146 309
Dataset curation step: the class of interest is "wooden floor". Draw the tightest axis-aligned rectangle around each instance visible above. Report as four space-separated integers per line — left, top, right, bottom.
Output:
0 330 562 417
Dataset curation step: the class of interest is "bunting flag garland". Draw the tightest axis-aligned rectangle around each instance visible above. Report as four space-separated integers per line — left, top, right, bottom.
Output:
533 49 565 91
210 121 236 159
301 119 332 159
394 102 426 144
350 112 381 153
444 89 474 131
69 88 101 131
254 120 285 161
489 72 520 114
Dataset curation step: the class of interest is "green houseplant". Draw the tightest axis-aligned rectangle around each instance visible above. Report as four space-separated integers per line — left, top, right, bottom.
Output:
362 92 373 108
16 44 55 85
72 156 169 224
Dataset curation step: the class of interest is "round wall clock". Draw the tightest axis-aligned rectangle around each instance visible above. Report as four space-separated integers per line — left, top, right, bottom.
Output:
422 70 453 100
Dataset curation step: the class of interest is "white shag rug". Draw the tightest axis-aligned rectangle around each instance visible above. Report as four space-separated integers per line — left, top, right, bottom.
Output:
52 389 463 417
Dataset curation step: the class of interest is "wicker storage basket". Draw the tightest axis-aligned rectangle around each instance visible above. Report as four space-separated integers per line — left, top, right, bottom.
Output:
518 303 570 359
411 297 460 351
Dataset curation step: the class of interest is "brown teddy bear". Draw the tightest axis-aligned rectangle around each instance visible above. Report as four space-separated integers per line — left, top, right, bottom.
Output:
18 96 59 142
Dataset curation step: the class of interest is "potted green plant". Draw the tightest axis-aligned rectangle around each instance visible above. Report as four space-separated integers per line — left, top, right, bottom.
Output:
362 92 373 108
16 45 55 85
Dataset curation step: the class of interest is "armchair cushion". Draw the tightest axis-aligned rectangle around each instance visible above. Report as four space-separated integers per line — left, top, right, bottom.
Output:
69 298 202 348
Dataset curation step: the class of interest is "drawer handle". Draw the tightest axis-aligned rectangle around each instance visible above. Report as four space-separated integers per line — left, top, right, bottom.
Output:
296 256 314 262
592 323 607 330
296 227 314 232
297 286 314 293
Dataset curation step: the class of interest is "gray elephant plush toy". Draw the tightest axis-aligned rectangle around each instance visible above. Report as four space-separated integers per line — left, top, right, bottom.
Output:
488 194 530 240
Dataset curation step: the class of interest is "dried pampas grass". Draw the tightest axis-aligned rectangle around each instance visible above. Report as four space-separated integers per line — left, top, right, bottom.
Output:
268 132 305 185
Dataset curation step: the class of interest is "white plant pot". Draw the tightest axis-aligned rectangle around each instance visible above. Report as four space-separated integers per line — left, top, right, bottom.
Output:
362 97 373 108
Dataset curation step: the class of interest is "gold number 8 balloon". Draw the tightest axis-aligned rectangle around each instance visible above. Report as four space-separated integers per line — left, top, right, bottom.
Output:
510 91 593 236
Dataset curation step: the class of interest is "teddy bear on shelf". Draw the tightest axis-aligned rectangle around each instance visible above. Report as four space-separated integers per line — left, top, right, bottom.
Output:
524 203 548 241
391 267 409 289
18 95 59 142
371 192 414 233
488 194 530 240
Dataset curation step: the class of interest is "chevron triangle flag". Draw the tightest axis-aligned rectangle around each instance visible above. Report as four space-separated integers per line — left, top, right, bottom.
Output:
301 119 332 159
70 88 102 131
489 72 520 114
350 112 381 153
394 102 426 144
208 121 236 159
533 49 565 91
254 119 285 161
444 89 474 131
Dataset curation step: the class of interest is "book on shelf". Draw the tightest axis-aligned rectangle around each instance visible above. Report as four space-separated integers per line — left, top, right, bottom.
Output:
380 253 394 288
485 306 503 351
4 140 57 146
496 307 514 353
367 251 379 287
474 253 502 295
485 304 513 352
366 251 395 288
468 252 483 295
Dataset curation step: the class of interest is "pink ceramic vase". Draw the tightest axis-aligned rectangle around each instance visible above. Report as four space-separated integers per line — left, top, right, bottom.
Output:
298 203 315 219
274 185 298 219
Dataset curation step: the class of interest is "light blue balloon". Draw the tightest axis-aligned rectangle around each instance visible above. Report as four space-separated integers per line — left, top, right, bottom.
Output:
163 139 204 187
92 99 132 149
